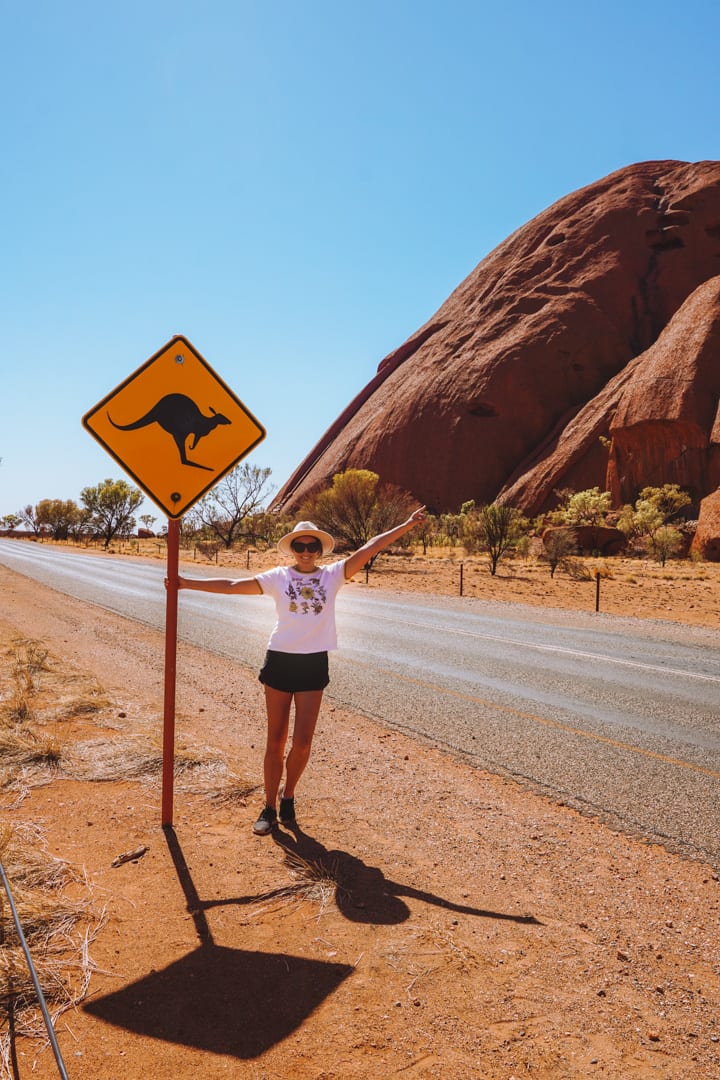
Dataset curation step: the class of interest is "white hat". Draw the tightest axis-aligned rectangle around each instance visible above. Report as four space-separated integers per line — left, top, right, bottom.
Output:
277 520 335 557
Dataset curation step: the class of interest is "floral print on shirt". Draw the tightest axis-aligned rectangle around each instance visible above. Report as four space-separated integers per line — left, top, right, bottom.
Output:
285 575 327 616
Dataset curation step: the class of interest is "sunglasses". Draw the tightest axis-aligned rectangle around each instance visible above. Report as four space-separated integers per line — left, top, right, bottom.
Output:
290 539 322 553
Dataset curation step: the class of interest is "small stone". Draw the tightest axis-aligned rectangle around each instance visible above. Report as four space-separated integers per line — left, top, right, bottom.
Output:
647 1030 661 1042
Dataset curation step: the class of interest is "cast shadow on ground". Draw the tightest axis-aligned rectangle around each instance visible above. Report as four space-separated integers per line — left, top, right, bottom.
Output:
205 824 542 927
84 825 540 1059
83 827 354 1059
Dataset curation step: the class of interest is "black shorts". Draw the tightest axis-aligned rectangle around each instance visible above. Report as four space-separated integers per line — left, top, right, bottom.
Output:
258 650 330 693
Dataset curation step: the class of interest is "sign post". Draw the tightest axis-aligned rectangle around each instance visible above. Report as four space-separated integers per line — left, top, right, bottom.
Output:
83 336 265 825
162 519 181 825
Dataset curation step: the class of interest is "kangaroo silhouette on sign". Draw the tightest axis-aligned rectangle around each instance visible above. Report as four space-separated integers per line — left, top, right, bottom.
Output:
108 393 231 471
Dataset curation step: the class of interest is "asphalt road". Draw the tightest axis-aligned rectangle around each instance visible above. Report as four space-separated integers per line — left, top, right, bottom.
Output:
1 539 719 863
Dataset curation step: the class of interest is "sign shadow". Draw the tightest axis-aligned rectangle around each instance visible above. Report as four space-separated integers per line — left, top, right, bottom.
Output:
83 827 353 1059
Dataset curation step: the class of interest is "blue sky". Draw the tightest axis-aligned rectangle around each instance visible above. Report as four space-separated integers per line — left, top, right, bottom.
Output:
2 0 718 523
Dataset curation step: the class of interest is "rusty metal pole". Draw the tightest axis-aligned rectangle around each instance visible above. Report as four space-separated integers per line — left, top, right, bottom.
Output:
459 561 464 596
595 571 601 613
162 518 180 826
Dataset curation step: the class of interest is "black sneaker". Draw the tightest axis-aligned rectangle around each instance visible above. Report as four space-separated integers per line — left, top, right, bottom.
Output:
252 805 277 835
279 796 296 825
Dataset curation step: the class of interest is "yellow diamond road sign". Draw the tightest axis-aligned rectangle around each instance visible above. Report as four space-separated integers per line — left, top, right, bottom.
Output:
82 335 266 519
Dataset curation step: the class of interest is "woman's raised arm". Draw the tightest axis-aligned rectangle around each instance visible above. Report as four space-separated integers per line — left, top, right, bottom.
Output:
343 506 427 580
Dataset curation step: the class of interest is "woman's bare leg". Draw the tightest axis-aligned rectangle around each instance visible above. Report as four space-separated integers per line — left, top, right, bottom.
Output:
262 686 293 807
282 690 324 798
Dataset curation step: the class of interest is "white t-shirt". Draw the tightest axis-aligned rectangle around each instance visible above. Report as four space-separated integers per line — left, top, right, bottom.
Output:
255 561 347 653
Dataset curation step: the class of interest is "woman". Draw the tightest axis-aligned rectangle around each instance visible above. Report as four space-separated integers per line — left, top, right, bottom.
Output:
175 506 427 834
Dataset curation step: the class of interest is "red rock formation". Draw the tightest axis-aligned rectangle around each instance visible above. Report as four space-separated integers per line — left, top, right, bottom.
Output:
503 276 720 514
692 489 720 561
542 525 627 557
272 160 720 520
607 276 720 505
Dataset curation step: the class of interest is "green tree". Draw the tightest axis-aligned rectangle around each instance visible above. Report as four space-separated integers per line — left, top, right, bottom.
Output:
547 487 612 554
16 504 41 536
540 526 577 577
615 502 641 541
242 509 288 548
179 507 203 544
1 513 21 532
561 488 612 527
80 478 144 548
35 498 81 540
415 511 437 554
650 525 684 566
139 514 157 534
439 512 464 546
471 502 527 576
617 484 691 558
630 499 664 539
638 483 692 522
193 463 274 549
301 469 416 567
69 508 93 541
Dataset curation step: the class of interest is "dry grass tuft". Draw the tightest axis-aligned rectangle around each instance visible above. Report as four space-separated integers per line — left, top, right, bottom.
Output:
205 777 259 805
60 692 113 719
1 691 34 725
1 637 114 732
284 850 343 910
11 639 50 677
0 823 80 892
0 728 62 772
67 733 220 781
66 734 256 803
248 851 344 919
0 821 104 1073
0 638 52 727
68 735 164 782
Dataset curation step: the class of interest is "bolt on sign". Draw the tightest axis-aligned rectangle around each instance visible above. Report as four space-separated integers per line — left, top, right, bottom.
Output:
82 335 266 518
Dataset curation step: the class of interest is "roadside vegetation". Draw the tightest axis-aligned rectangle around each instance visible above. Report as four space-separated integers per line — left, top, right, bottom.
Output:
0 465 711 580
0 629 262 1072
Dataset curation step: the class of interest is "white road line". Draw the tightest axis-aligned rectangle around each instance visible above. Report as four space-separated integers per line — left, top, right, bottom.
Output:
352 610 720 685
